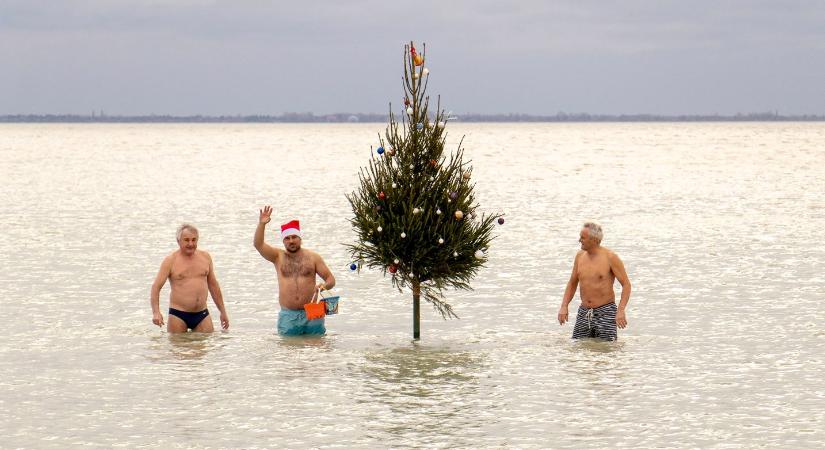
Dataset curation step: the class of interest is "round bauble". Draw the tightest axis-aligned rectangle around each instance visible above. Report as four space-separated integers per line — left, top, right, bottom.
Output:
388 264 397 274
449 191 458 200
406 107 413 115
455 210 464 220
376 146 385 155
438 238 444 244
378 191 386 200
498 217 505 225
436 209 442 215
394 258 399 264
377 226 383 232
437 121 445 129
391 182 397 188
349 263 357 271
414 54 424 66
400 232 406 238
475 249 484 259
422 68 429 76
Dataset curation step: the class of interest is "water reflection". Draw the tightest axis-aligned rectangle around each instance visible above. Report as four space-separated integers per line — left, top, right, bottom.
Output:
359 345 487 444
275 334 333 350
145 332 217 362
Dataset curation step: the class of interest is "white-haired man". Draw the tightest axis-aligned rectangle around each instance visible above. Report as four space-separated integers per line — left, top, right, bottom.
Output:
254 206 336 336
557 222 631 341
150 224 229 332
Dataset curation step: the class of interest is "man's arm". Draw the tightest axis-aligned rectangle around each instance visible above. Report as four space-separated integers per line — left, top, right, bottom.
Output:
254 205 280 263
150 255 172 327
609 251 631 329
314 254 336 291
558 252 580 325
206 253 229 330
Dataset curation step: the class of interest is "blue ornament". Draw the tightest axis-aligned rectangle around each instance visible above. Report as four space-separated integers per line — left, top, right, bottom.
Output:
349 263 357 271
416 123 424 130
376 146 385 155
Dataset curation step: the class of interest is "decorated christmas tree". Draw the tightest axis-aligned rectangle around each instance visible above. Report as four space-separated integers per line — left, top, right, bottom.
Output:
347 42 501 340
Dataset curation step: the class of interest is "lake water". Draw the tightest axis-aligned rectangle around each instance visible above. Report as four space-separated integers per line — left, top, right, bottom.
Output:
1 122 824 448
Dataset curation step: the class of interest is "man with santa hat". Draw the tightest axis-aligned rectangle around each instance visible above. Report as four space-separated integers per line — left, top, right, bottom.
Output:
254 205 336 335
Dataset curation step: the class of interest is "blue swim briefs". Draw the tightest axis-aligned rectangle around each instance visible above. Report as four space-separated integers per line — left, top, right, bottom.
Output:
277 308 326 336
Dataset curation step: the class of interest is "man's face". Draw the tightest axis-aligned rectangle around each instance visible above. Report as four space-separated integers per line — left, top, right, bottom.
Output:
283 234 302 253
178 230 198 256
579 229 595 251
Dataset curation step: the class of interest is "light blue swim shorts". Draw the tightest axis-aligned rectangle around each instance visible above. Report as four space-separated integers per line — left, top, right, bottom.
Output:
277 308 326 336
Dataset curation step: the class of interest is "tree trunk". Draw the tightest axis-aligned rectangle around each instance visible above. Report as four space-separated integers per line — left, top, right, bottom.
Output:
412 280 421 340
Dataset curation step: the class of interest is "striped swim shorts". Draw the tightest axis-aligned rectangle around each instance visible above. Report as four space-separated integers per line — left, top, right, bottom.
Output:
572 302 618 341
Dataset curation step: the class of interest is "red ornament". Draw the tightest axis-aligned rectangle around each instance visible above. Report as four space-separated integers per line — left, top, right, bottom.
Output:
404 97 410 107
378 191 386 200
410 46 416 56
430 159 437 167
388 264 397 274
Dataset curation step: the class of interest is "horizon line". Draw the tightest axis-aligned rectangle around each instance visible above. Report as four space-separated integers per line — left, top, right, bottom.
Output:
2 111 824 123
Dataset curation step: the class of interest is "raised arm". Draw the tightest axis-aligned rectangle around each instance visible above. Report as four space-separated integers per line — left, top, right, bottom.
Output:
150 255 172 327
254 205 280 263
609 251 631 329
558 252 580 325
314 254 336 291
206 253 229 330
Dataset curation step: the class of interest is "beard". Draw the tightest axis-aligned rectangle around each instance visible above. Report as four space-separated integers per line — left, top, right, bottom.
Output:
286 244 300 253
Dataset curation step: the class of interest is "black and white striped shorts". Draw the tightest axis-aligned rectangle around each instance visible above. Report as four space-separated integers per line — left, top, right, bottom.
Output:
572 303 617 341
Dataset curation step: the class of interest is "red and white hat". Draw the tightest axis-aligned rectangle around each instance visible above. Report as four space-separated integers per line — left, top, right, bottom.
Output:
280 220 301 239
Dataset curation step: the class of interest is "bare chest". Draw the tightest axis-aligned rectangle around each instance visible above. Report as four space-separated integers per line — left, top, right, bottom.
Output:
171 260 209 282
577 256 613 283
278 256 315 278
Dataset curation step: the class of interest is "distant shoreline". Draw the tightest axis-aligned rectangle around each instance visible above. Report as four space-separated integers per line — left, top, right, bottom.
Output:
2 112 824 123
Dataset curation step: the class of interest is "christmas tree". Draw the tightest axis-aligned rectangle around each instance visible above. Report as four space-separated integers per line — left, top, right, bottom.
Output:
347 42 501 340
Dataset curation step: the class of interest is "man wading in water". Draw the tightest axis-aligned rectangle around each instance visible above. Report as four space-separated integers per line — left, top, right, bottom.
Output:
557 222 631 341
254 206 336 336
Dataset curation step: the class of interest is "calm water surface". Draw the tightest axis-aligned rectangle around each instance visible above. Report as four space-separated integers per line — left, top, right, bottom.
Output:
1 123 824 448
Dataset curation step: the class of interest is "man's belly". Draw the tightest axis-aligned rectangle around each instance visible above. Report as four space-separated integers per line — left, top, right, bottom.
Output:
278 289 317 310
169 283 208 311
579 285 615 308
277 277 316 310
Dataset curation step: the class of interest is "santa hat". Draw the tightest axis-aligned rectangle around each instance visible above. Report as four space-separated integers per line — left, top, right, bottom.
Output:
280 220 301 239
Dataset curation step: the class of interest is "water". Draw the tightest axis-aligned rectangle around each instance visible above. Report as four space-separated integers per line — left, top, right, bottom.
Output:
1 122 823 448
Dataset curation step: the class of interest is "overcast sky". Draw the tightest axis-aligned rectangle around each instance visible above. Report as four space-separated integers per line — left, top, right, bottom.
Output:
1 0 823 116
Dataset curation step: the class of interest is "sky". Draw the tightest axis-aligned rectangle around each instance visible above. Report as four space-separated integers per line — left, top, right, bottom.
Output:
1 0 824 116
